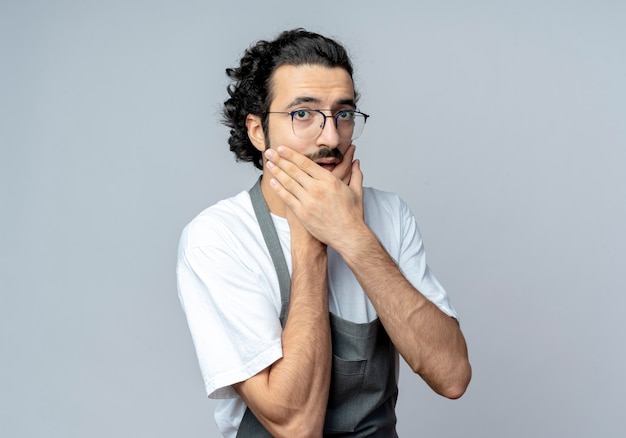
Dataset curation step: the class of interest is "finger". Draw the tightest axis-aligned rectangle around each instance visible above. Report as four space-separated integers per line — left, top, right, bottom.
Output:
265 148 312 192
349 159 364 195
332 144 356 184
344 143 356 162
272 146 329 182
265 159 306 201
267 174 303 211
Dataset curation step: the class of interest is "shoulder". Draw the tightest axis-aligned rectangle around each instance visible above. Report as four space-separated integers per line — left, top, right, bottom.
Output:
363 186 408 207
179 190 256 251
362 186 412 222
362 187 423 258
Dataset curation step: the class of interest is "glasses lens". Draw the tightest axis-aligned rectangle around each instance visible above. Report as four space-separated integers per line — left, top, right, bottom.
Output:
336 111 366 140
290 110 367 140
290 110 321 139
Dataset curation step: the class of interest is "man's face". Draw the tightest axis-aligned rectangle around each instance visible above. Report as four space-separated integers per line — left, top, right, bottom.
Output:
264 64 356 173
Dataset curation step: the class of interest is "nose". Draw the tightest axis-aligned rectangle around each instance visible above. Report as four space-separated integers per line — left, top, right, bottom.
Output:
317 113 341 149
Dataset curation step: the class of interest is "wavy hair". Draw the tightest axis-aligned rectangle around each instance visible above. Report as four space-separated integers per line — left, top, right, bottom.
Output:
222 29 357 169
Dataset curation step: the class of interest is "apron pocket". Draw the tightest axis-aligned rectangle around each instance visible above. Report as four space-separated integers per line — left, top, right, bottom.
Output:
324 354 367 433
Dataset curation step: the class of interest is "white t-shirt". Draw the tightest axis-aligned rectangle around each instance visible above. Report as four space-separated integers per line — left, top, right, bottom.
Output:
177 186 457 437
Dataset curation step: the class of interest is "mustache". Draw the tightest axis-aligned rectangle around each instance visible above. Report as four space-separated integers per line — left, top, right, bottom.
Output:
305 147 344 162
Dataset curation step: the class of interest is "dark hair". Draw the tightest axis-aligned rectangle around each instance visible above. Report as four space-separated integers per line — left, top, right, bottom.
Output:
222 28 357 169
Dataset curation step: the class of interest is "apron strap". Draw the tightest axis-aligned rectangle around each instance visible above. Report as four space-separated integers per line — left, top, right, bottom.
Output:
249 177 291 326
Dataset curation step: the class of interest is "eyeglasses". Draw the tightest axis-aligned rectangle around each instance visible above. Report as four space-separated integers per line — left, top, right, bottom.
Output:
267 109 369 141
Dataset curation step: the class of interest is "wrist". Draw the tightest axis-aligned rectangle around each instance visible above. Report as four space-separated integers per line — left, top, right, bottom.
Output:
292 245 327 268
332 222 377 262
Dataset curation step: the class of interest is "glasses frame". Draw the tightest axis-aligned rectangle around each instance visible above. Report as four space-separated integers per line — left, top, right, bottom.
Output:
267 109 370 140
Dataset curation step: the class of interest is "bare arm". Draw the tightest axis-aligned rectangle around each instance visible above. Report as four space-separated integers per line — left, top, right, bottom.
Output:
337 224 470 398
264 145 471 399
233 210 331 436
232 197 333 437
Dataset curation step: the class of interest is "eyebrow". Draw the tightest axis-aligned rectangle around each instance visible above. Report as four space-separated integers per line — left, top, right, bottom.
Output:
285 96 356 110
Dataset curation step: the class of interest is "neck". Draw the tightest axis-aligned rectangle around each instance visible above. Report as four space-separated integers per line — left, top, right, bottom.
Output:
260 172 287 218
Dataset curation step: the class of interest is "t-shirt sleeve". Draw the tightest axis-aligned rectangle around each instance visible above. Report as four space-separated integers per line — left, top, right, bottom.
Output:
396 198 459 320
176 221 283 399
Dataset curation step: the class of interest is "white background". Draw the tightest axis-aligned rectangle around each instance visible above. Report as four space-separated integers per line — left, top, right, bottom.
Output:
1 1 624 436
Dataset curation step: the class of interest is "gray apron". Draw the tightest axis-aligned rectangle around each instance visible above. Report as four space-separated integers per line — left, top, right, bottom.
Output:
237 178 398 437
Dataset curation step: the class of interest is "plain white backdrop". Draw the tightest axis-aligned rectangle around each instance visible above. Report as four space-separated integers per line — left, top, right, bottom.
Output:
1 1 624 436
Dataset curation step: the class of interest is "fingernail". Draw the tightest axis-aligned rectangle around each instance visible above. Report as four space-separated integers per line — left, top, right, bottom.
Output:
265 149 275 158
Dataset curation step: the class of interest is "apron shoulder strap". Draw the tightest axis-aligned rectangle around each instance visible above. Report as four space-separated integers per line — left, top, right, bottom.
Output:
249 177 291 326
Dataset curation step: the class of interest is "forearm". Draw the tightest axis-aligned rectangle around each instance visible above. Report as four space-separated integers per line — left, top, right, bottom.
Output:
338 225 471 399
234 247 331 436
272 248 331 425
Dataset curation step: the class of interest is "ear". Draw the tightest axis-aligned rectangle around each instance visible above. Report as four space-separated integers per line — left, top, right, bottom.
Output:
246 114 266 152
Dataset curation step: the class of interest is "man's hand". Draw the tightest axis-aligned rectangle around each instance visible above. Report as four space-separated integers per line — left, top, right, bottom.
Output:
264 145 366 249
331 143 356 184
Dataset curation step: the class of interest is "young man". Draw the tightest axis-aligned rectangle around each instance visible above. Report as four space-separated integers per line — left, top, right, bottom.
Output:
177 29 471 437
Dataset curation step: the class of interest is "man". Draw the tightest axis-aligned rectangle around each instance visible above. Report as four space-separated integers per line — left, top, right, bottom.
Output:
177 29 471 437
